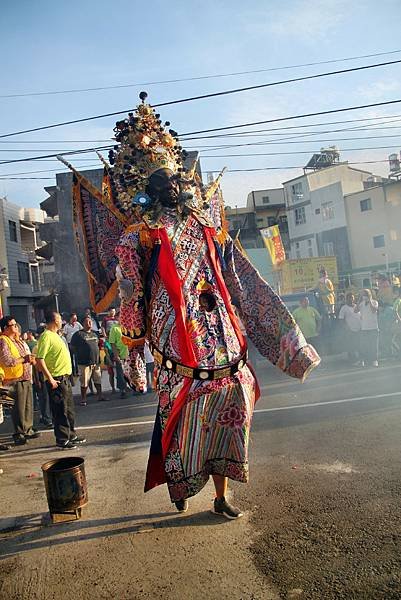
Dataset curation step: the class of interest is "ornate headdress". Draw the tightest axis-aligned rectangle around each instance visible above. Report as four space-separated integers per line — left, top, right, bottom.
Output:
108 91 192 213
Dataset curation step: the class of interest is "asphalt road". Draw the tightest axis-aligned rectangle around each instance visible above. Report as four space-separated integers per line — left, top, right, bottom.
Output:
0 357 400 599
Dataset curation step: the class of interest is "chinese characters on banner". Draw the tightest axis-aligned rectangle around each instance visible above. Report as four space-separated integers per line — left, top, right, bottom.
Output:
260 225 286 266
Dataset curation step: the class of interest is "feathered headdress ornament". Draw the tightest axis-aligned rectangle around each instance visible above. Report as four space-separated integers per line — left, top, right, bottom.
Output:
108 91 192 213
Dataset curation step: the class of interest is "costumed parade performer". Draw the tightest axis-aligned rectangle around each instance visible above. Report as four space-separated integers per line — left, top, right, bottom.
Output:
61 92 320 519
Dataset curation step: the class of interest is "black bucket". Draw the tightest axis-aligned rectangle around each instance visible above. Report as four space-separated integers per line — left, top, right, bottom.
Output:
42 457 88 520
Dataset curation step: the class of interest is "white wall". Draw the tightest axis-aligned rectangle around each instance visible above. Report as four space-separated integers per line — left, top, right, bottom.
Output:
345 183 401 269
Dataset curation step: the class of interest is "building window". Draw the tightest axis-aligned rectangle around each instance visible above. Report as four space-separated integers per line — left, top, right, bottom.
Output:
262 196 270 204
373 235 385 248
323 242 334 256
31 265 40 292
17 261 30 284
294 206 306 225
315 208 321 215
267 217 277 227
295 242 300 249
321 201 335 221
291 182 303 201
307 239 312 246
256 218 264 223
360 198 372 212
9 220 17 242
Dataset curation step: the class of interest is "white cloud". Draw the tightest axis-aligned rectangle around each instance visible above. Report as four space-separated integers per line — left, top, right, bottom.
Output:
356 79 401 101
264 0 348 41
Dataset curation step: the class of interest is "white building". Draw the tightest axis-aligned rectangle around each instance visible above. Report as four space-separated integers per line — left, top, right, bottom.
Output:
282 161 386 277
344 180 401 278
0 197 50 330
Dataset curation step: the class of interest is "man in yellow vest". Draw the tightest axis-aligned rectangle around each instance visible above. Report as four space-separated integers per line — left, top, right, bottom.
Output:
0 315 39 446
36 311 86 449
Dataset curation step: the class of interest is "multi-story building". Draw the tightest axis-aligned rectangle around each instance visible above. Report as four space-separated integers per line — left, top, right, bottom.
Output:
40 153 201 316
0 198 49 330
282 159 386 277
225 188 289 251
224 188 288 287
344 179 401 282
40 169 102 316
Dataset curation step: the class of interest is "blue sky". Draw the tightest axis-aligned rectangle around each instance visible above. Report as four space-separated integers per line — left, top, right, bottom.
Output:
1 0 401 208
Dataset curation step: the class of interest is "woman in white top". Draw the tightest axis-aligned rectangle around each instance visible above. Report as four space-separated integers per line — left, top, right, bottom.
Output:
339 293 361 362
355 289 379 367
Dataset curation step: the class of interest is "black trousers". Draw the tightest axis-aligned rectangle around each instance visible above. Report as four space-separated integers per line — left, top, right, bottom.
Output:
46 377 76 444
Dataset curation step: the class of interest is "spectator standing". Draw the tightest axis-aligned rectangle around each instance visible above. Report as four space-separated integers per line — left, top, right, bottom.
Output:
393 286 401 357
293 297 322 349
101 307 119 338
63 313 82 376
356 289 379 367
25 330 37 352
103 339 116 394
36 311 86 449
0 365 12 451
144 341 154 392
338 293 361 363
0 315 39 446
317 269 336 315
377 274 393 306
71 316 105 406
30 338 53 428
83 307 101 335
109 322 128 398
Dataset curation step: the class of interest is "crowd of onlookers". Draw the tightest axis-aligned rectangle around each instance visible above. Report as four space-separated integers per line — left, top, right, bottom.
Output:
0 306 154 454
1 271 399 455
292 272 401 367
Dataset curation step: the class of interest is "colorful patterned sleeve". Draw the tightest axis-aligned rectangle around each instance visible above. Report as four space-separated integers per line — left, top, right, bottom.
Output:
223 239 320 381
115 230 148 391
115 230 147 347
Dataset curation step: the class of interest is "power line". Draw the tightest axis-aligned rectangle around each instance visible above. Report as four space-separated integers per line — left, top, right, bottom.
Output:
201 146 401 158
2 49 400 99
191 133 401 152
213 160 391 173
0 159 391 180
2 114 401 144
179 99 401 138
2 122 401 167
0 149 394 179
3 120 401 152
2 58 401 140
0 145 113 165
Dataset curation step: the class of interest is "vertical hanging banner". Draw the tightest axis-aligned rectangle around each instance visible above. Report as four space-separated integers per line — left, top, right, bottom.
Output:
260 225 286 266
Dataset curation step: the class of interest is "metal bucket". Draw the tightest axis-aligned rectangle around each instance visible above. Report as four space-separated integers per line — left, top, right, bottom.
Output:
42 457 88 522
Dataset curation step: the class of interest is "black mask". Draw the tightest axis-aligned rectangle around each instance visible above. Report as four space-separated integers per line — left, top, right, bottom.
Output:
147 168 180 208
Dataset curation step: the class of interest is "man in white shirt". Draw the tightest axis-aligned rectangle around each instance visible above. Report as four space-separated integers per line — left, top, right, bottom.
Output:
355 289 379 367
63 313 83 376
339 293 361 363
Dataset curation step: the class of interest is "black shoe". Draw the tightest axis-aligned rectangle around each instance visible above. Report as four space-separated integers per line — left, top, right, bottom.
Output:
69 435 86 444
174 499 189 513
212 496 243 520
25 431 41 439
13 436 27 446
0 443 10 451
56 440 78 449
119 391 127 399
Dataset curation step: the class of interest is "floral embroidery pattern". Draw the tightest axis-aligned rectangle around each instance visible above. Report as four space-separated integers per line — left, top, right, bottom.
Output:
217 402 247 429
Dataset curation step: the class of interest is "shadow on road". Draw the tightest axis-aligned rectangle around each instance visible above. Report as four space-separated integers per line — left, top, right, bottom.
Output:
0 509 227 559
